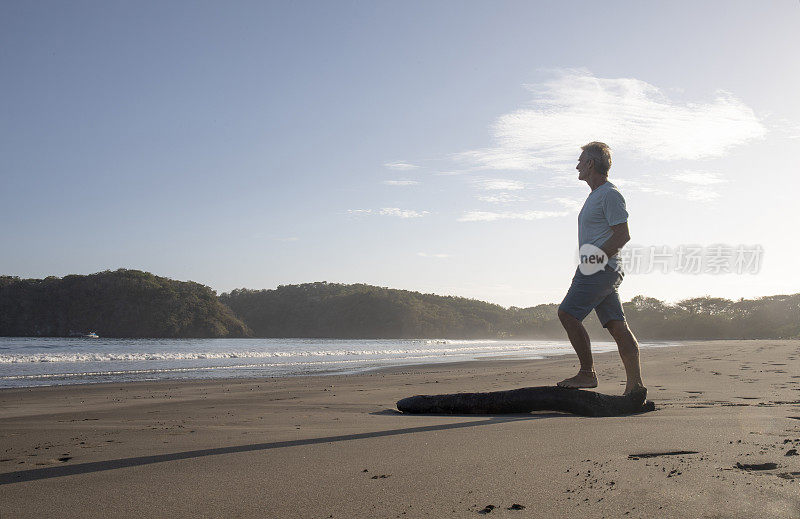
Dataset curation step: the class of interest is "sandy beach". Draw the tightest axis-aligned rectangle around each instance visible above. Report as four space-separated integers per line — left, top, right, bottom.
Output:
1 339 798 518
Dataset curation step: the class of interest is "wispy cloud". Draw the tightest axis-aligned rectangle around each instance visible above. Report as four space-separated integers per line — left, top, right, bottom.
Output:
670 170 726 185
458 210 567 222
456 69 766 171
472 179 525 191
767 116 800 140
614 176 722 201
458 149 544 171
384 161 419 171
637 185 675 196
478 193 527 203
379 208 428 218
613 177 673 196
552 197 582 211
417 252 450 259
347 208 429 218
685 188 721 202
382 180 420 186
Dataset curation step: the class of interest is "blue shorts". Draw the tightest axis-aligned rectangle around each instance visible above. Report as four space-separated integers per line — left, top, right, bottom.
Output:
559 266 626 327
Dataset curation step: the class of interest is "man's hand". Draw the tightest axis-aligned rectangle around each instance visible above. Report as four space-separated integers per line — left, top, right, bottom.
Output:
600 222 631 259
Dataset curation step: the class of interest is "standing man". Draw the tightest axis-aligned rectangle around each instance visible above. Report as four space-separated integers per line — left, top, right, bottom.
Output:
557 142 645 396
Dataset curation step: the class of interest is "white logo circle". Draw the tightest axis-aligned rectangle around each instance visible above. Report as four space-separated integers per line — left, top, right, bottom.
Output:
578 244 608 275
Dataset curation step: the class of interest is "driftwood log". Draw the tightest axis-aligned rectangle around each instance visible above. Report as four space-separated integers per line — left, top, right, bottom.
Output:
396 386 654 417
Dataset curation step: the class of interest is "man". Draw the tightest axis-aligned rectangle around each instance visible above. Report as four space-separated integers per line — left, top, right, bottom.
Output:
557 142 645 396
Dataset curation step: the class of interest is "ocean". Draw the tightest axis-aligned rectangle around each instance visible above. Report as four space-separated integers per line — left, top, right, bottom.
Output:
0 337 680 388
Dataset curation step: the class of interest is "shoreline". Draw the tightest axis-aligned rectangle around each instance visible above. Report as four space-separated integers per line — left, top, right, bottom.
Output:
0 338 782 394
1 339 798 518
0 337 684 390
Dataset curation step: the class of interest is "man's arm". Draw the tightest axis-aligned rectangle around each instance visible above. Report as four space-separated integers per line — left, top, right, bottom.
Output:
601 222 630 259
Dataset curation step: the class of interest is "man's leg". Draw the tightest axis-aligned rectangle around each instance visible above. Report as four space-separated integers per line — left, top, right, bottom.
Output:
606 319 645 395
557 309 597 388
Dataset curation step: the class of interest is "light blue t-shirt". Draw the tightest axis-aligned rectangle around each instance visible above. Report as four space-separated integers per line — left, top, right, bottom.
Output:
578 180 628 271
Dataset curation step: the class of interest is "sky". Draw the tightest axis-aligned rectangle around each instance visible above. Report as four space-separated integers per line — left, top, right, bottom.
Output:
2 1 800 308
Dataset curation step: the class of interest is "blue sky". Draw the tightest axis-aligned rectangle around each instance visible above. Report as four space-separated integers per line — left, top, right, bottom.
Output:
2 1 799 307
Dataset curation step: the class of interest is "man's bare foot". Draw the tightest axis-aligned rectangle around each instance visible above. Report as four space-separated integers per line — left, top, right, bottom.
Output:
623 384 647 397
557 370 598 389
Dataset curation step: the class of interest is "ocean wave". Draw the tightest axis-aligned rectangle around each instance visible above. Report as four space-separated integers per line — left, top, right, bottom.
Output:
0 343 569 364
0 351 519 381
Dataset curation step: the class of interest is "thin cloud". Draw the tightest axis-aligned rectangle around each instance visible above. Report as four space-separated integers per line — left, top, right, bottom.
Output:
671 170 726 185
610 178 639 188
382 180 420 186
347 208 429 218
613 177 673 196
346 209 373 216
478 193 527 203
458 210 567 222
685 188 721 202
456 69 766 170
615 176 720 201
538 173 580 188
552 197 582 211
379 208 428 218
458 149 544 171
638 186 674 196
473 179 525 191
767 116 800 139
384 161 419 171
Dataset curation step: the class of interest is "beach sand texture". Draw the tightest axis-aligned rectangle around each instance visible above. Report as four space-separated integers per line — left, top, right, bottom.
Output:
1 340 798 518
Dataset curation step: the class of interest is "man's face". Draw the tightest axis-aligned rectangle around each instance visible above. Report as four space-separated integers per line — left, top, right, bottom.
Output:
576 152 591 181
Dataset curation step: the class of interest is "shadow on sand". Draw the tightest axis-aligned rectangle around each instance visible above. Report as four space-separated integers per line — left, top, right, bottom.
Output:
0 413 556 485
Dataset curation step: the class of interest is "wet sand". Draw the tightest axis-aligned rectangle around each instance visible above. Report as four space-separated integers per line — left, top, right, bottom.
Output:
1 340 799 518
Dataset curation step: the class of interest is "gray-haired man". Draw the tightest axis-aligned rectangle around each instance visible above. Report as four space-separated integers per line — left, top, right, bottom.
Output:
557 142 645 396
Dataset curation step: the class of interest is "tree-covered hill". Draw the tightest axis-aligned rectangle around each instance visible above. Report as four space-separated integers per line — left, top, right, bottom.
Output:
0 269 250 338
218 282 516 339
221 282 800 340
622 294 800 340
2 271 798 340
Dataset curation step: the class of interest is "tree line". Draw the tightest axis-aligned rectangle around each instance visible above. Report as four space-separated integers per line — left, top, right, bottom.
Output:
2 271 798 339
219 282 800 340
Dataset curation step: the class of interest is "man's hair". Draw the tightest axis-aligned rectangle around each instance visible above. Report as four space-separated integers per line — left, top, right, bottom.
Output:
581 141 612 176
